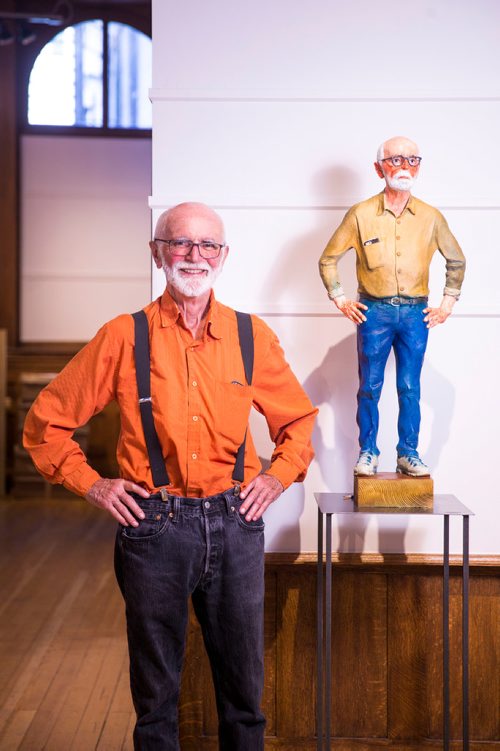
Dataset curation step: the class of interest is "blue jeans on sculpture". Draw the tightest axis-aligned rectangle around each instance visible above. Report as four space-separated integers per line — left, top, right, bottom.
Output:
356 298 429 458
114 488 266 751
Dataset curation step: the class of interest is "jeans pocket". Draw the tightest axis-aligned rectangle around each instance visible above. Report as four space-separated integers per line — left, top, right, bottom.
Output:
121 504 172 542
233 506 265 532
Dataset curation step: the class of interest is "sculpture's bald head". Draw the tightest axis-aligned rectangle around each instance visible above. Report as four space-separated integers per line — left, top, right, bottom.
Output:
376 136 420 162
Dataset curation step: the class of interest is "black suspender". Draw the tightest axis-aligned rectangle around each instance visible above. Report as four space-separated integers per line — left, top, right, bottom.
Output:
132 309 254 488
232 311 254 482
132 311 171 487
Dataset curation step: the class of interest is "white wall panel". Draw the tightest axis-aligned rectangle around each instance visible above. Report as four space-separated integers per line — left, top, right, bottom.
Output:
21 135 152 341
151 100 500 207
21 278 149 341
152 0 500 553
153 0 500 99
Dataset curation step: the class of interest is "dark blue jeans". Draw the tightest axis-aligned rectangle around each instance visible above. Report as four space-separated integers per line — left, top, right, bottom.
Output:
114 488 265 751
357 298 429 457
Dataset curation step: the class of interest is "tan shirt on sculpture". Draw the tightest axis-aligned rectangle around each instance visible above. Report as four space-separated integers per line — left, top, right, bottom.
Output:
319 192 465 300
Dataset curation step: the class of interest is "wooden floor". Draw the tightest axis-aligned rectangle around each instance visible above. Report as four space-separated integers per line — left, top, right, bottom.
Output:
0 498 135 751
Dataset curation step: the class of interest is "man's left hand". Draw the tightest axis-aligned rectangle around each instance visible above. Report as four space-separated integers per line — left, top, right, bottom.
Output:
423 294 457 328
239 473 284 522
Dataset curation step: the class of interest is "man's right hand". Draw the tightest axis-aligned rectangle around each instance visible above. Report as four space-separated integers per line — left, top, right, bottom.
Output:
85 478 150 526
332 295 368 325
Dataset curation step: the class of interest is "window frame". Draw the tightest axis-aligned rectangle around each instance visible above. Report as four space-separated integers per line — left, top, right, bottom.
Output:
18 10 152 138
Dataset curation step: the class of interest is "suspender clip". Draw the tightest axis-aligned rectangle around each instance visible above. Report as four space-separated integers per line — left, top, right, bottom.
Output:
139 396 152 404
160 487 169 503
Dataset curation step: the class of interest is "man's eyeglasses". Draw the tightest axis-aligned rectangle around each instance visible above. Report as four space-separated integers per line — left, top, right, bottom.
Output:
379 155 422 168
154 238 225 259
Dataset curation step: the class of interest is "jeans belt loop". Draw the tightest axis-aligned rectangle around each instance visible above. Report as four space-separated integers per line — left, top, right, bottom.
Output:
172 496 180 522
224 490 236 514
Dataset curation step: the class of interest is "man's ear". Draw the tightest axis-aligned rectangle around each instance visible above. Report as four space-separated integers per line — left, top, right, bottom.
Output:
150 240 162 269
374 161 384 179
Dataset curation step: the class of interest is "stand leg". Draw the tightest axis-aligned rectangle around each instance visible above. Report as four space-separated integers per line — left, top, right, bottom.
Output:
325 514 332 751
317 509 323 751
443 515 450 751
463 515 470 751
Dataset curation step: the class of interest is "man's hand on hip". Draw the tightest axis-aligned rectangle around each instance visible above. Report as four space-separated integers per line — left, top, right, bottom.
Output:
85 478 149 526
423 294 456 328
239 473 284 522
333 295 368 325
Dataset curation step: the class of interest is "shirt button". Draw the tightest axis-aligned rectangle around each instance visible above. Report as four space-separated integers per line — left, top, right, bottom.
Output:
400 286 405 291
192 415 198 422
397 220 401 224
192 453 197 460
192 380 198 387
396 235 401 240
396 252 401 256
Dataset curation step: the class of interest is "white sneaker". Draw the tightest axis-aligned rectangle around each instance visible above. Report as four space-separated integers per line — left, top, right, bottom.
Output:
396 455 430 476
354 452 378 476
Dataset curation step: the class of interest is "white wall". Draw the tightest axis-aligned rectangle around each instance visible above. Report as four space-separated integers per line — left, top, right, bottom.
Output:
151 0 500 554
21 135 151 341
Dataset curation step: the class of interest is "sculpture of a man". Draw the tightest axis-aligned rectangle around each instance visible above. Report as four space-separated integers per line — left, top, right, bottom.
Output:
319 136 466 476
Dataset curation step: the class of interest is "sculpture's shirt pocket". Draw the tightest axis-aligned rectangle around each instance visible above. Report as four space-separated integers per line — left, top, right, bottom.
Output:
361 236 385 270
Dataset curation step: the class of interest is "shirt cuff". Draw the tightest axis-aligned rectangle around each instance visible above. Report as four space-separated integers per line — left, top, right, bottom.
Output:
443 287 461 299
58 464 102 498
264 456 307 491
327 285 345 300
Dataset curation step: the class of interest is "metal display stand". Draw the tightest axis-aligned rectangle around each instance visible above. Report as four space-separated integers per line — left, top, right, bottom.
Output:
315 493 473 751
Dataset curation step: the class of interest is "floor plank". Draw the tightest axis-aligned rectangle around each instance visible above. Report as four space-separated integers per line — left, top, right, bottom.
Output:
0 498 133 751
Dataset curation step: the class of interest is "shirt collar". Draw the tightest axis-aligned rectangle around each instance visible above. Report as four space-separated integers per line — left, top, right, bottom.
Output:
377 191 416 216
158 289 222 339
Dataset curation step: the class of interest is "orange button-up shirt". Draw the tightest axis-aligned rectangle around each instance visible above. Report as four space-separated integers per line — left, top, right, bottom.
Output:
319 192 466 299
23 292 317 498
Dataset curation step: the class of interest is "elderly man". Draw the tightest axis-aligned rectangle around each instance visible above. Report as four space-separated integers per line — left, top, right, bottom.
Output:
319 136 465 476
24 202 317 751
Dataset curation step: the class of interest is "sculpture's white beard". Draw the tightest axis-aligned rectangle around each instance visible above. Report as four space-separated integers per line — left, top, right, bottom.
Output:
163 259 222 297
386 169 415 191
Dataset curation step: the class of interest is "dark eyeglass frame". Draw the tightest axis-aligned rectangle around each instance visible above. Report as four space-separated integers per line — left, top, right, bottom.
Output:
154 238 226 259
379 155 422 168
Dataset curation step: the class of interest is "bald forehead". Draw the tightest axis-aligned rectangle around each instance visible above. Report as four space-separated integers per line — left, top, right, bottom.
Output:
378 137 420 160
155 202 225 241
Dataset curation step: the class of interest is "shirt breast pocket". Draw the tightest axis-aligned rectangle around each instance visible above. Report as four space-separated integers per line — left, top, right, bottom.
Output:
215 382 252 449
362 238 385 270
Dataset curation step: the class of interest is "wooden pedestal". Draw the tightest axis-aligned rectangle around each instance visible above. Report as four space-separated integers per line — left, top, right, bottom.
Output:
354 472 434 508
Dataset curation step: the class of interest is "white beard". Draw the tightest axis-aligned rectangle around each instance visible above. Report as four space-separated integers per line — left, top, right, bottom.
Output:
162 259 222 298
386 169 415 191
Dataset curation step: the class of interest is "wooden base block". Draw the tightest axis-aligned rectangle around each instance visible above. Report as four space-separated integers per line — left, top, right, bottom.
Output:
354 472 434 508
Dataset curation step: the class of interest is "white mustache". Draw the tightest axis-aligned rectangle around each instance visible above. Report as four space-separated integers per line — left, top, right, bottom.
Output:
394 170 412 180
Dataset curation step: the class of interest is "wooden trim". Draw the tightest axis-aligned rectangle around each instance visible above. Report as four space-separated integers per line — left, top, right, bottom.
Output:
21 125 152 138
0 330 6 495
265 551 500 568
0 29 19 345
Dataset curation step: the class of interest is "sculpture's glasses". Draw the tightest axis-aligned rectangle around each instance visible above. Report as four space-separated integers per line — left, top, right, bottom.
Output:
154 238 225 259
379 155 422 168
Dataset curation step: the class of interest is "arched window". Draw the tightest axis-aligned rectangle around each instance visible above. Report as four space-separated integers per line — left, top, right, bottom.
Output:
27 20 151 130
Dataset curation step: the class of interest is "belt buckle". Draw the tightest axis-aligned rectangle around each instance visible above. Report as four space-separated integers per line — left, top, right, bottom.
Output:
390 297 401 306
